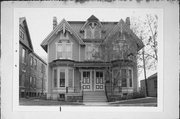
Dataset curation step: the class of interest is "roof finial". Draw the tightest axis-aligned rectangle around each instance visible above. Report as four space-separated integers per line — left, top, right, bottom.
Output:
53 17 57 30
126 17 130 29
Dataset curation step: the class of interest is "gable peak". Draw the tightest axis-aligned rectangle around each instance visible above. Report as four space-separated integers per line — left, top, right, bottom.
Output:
87 15 99 21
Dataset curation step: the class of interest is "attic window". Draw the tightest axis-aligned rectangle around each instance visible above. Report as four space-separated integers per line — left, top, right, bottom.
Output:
118 31 126 41
89 22 97 29
85 22 101 39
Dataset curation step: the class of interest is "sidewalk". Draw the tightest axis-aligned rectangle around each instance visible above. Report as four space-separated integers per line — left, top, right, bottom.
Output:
83 102 110 106
109 97 157 106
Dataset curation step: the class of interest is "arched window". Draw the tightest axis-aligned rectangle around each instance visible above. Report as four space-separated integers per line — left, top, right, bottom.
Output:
85 22 101 39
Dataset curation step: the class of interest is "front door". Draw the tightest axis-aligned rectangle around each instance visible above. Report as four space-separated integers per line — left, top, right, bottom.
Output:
94 71 104 91
82 71 92 91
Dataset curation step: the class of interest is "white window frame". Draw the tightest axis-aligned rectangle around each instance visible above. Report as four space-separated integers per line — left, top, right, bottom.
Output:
53 68 58 88
85 22 101 39
120 67 133 88
56 41 73 60
52 67 74 90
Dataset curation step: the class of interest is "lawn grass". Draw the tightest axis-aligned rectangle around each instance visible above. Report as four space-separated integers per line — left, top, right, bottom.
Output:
19 98 84 106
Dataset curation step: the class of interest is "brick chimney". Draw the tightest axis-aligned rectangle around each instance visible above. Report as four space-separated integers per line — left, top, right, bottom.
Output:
53 17 57 30
126 17 130 29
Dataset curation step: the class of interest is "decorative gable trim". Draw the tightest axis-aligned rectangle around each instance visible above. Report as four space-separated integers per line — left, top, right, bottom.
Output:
80 20 103 31
80 15 102 31
41 19 84 52
105 19 144 51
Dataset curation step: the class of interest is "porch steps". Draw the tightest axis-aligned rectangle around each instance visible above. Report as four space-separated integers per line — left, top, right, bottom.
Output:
83 91 107 102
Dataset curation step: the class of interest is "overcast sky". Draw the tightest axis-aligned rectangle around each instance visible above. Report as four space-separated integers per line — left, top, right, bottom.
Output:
16 8 160 81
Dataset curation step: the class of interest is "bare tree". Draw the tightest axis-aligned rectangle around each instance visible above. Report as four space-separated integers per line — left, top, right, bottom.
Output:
131 14 158 97
131 14 158 71
91 31 136 95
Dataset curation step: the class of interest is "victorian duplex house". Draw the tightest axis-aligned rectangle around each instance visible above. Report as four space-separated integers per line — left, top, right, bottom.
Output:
41 15 144 102
19 17 47 98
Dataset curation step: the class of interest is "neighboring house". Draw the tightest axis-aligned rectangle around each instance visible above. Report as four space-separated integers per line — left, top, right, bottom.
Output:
41 15 144 101
140 73 157 97
19 17 47 98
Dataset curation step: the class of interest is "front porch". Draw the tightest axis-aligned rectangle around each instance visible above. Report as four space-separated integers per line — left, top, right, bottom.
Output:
48 59 136 102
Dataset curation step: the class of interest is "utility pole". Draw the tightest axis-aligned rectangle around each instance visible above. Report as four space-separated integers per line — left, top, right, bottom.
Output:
142 47 148 97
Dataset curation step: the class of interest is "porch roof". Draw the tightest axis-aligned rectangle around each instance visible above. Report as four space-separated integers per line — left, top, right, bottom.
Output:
49 59 135 68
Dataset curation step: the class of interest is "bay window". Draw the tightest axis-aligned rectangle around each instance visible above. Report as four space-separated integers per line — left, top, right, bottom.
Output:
59 69 65 87
121 69 127 87
53 68 74 89
53 69 57 87
121 68 133 87
68 69 73 88
129 69 132 87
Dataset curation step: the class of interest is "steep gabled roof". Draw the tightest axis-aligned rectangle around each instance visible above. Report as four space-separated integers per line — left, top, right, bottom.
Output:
105 19 144 51
41 19 85 52
80 15 103 31
87 15 99 21
19 17 34 52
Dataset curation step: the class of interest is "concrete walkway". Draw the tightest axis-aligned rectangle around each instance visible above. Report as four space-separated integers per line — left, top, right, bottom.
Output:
83 102 110 106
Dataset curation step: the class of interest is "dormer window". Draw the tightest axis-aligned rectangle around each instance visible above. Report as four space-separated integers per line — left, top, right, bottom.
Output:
85 22 101 39
118 31 126 41
89 22 97 29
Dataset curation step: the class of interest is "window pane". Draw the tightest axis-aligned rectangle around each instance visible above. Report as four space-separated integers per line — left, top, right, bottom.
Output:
86 28 92 39
60 70 65 87
87 72 90 78
57 44 63 59
66 44 71 52
83 72 86 77
54 69 57 87
20 74 25 86
100 72 103 78
30 57 33 66
29 77 31 87
129 70 132 87
68 69 73 88
121 69 127 87
57 44 62 51
96 72 99 77
22 48 25 63
34 77 36 88
57 52 62 59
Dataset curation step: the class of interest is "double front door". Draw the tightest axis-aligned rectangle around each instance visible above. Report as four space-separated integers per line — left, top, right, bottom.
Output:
81 70 104 91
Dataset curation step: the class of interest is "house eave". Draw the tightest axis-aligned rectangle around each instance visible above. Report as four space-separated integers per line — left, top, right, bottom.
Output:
49 59 135 68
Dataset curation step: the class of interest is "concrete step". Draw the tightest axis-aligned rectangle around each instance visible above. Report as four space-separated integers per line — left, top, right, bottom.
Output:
83 91 107 102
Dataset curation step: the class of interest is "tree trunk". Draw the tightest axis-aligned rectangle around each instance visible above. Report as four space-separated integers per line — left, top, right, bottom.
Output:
142 48 148 97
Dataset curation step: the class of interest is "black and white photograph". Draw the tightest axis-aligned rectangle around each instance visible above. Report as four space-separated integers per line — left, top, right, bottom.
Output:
18 8 160 107
1 1 179 119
